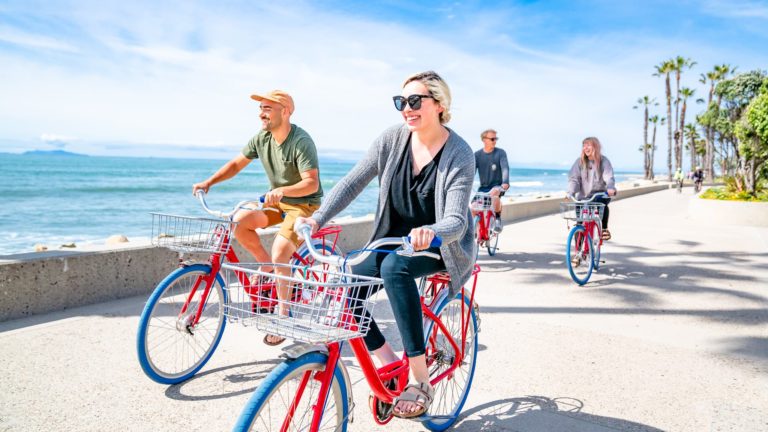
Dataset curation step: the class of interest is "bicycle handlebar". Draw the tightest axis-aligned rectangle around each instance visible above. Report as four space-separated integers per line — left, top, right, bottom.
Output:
296 223 442 267
195 191 278 220
566 192 609 204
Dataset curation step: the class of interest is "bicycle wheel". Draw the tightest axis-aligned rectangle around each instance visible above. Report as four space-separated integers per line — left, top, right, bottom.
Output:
485 213 499 256
472 214 481 260
233 352 349 432
137 264 226 384
566 225 594 285
590 222 601 270
422 291 479 431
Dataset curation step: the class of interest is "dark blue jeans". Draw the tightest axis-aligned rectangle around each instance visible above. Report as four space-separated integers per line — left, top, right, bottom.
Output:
351 246 445 357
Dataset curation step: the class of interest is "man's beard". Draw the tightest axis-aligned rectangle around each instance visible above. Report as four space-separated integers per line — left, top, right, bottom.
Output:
262 116 281 131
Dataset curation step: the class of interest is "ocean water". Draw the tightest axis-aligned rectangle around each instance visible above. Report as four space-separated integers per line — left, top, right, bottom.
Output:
0 153 639 255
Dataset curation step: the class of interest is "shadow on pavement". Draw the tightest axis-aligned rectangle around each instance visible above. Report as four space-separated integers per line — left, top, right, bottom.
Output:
165 358 281 401
453 395 664 431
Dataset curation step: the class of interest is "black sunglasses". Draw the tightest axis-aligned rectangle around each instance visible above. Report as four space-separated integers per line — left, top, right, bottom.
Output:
392 94 434 111
485 137 499 142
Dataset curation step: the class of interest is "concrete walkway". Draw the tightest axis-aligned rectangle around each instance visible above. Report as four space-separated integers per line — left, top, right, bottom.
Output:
1 189 767 431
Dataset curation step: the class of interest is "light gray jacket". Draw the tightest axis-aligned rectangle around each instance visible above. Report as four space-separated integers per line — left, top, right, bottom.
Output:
312 124 476 294
567 156 616 200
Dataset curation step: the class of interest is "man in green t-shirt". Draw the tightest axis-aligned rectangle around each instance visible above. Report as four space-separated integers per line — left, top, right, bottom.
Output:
192 89 322 345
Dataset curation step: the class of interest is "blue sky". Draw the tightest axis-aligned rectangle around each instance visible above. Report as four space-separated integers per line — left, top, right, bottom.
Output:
1 0 767 170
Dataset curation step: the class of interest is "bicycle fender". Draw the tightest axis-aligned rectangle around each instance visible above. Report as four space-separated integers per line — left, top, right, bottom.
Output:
279 342 328 360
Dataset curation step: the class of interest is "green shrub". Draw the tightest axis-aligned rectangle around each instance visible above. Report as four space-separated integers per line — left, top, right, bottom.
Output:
701 186 768 201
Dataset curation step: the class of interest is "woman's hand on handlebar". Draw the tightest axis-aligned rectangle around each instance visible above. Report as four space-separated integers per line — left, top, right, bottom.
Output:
607 188 616 197
294 217 318 236
192 181 211 196
409 227 436 251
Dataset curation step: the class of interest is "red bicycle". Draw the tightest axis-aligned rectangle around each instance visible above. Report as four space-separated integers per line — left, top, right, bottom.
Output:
136 192 342 384
230 225 481 431
470 191 499 256
560 193 607 285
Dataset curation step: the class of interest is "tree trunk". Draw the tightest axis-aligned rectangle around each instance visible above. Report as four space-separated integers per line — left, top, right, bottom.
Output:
674 71 681 173
650 124 657 179
705 82 715 179
643 106 649 179
666 75 673 180
680 101 688 172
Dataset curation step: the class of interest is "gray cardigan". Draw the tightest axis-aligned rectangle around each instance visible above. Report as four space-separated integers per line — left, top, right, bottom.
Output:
567 155 616 200
312 124 476 294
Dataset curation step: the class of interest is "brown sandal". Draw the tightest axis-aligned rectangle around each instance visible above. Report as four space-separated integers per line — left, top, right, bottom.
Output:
263 334 286 346
602 229 612 241
392 382 434 419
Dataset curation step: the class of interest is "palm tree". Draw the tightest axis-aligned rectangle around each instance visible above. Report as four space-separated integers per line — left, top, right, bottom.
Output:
699 70 718 179
684 123 700 172
679 87 695 171
671 56 696 172
633 96 657 180
654 59 676 180
648 115 663 180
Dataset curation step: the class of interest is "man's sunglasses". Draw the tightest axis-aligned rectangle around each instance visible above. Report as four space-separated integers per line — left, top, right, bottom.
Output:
484 137 499 142
392 94 433 111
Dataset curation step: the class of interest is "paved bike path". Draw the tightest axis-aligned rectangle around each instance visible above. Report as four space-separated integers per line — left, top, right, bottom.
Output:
1 188 767 431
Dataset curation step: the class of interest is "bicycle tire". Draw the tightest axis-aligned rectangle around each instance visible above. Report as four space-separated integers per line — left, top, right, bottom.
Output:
232 352 349 432
566 225 594 285
422 291 479 431
137 264 227 384
590 222 601 270
472 214 481 260
486 214 499 256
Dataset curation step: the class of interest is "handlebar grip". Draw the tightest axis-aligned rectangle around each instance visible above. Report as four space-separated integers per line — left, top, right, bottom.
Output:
407 235 442 248
296 223 311 235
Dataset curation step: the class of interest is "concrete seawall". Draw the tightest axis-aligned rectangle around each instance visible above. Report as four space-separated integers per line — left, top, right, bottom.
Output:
0 183 668 321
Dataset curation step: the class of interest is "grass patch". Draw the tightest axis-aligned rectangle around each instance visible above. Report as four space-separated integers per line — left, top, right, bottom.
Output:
700 187 768 202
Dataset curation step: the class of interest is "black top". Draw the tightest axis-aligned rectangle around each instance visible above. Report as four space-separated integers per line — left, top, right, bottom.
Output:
382 139 444 238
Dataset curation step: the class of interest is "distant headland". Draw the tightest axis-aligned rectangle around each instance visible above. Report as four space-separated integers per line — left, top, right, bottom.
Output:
22 150 87 157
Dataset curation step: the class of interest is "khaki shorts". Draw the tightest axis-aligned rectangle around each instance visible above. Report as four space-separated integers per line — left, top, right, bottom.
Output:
261 202 320 246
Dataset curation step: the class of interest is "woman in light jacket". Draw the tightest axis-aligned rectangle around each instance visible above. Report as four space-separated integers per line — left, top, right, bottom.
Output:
567 136 617 240
295 70 475 419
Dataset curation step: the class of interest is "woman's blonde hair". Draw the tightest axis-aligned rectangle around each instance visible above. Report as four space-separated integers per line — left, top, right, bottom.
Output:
402 70 452 124
581 136 603 171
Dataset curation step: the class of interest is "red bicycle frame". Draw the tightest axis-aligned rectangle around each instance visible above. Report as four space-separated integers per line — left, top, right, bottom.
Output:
294 264 481 429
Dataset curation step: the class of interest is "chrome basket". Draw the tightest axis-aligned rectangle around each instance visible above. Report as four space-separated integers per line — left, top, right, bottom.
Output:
559 202 605 222
151 213 237 254
220 263 383 344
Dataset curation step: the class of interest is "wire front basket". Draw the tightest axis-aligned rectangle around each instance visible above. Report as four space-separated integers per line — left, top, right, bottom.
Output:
220 263 383 344
151 213 237 254
470 193 493 212
559 202 605 222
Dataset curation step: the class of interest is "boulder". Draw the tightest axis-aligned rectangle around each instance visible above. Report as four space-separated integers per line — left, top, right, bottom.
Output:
106 234 130 245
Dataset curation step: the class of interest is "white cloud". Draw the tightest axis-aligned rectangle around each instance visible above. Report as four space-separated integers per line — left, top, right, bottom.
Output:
0 26 79 52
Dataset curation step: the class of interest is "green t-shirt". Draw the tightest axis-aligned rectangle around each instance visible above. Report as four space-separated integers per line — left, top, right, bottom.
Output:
241 124 323 205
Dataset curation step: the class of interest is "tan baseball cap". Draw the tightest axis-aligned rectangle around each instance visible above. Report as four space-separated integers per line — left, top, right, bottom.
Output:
250 90 294 114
